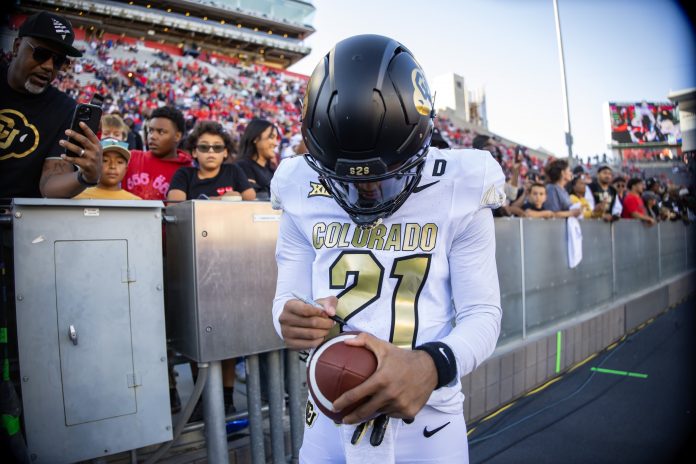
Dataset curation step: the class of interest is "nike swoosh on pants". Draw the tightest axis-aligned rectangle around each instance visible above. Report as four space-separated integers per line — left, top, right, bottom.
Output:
422 421 450 438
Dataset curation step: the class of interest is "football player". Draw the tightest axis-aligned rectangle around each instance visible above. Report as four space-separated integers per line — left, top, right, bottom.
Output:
271 34 505 463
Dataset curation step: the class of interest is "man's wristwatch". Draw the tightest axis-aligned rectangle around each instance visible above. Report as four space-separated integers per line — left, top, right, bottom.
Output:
76 170 98 187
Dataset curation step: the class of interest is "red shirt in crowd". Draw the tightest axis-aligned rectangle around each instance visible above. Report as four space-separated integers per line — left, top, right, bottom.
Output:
621 192 646 219
123 149 193 200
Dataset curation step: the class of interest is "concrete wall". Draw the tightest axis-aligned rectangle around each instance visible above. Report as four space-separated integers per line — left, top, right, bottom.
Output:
463 271 694 423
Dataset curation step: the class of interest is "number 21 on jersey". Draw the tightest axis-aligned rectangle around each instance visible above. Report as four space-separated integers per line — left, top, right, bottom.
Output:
328 251 432 348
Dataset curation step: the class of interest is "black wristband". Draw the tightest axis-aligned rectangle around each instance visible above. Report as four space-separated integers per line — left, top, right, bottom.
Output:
77 170 98 187
414 341 457 390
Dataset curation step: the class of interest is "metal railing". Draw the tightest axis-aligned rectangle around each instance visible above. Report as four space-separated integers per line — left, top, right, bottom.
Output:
496 218 694 342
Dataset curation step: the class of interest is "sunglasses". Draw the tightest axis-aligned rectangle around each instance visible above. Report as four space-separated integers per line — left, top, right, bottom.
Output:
25 41 69 69
196 144 226 153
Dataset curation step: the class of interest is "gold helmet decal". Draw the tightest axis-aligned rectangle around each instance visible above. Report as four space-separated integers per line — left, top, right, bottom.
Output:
411 69 432 116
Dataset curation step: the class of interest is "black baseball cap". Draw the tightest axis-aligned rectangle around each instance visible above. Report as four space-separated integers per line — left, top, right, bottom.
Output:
572 165 587 175
596 163 613 173
18 12 83 57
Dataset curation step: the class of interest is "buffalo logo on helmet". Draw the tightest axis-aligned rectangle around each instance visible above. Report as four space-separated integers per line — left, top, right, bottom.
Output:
0 110 40 160
412 69 433 116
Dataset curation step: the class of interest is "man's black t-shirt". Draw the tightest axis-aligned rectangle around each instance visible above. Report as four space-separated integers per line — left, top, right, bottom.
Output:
236 158 275 199
0 62 76 198
169 164 253 199
589 181 618 215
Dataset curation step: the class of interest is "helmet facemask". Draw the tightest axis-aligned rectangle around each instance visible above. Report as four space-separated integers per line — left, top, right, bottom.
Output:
304 138 430 227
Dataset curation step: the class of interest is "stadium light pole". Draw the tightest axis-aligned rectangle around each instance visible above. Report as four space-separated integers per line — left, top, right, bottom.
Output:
553 0 574 159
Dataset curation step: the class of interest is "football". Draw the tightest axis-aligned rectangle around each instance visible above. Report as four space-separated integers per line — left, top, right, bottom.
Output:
306 332 378 423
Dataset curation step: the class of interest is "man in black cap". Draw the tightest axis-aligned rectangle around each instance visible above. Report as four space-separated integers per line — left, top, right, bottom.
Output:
0 11 102 200
588 164 623 221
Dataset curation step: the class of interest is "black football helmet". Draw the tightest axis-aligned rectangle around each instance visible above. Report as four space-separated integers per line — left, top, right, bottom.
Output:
301 34 435 226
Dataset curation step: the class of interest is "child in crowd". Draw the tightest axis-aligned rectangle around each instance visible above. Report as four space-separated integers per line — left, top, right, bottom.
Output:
568 175 593 219
73 139 141 200
101 114 129 141
167 120 255 201
522 183 554 218
612 176 627 205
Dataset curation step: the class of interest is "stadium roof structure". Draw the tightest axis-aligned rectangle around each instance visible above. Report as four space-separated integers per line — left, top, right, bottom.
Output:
21 0 315 68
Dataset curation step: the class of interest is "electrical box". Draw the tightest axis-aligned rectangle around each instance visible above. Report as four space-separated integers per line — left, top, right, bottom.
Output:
12 199 172 463
165 201 284 362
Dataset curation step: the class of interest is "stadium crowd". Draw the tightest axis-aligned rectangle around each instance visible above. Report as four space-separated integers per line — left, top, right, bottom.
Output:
2 12 694 215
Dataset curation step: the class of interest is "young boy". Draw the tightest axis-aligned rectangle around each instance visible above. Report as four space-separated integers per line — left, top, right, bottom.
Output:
100 114 129 142
522 183 554 218
73 139 142 200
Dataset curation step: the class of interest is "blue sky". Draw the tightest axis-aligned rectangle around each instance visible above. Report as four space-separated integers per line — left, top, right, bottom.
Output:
288 0 695 160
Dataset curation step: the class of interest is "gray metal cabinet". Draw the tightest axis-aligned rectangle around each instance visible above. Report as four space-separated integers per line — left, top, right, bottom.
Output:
165 201 284 362
12 199 172 463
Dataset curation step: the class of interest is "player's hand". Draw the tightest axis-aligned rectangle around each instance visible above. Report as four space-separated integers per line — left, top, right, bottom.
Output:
278 296 338 350
333 332 438 424
59 122 103 184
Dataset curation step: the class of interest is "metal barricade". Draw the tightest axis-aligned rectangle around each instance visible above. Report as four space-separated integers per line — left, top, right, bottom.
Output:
6 200 694 463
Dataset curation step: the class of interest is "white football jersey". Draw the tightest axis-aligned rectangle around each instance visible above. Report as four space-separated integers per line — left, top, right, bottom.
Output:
271 147 505 414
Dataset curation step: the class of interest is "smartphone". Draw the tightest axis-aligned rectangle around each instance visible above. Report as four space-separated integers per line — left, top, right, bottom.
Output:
90 93 105 108
65 103 102 156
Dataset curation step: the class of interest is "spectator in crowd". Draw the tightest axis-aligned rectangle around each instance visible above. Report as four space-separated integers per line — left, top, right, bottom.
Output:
613 176 627 205
543 159 582 218
568 175 592 219
642 191 660 222
662 185 690 223
280 133 306 160
473 134 502 165
588 165 622 221
124 117 144 151
167 120 254 201
100 114 128 141
236 118 279 200
123 106 193 200
0 12 102 200
645 177 661 196
521 183 554 218
430 127 450 149
73 139 141 200
621 178 655 225
472 134 494 151
509 170 541 213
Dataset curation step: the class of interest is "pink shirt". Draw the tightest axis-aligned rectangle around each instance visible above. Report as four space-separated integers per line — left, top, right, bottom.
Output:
123 149 193 200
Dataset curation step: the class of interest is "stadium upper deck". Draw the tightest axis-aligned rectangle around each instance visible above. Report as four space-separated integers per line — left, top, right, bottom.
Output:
19 0 315 68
